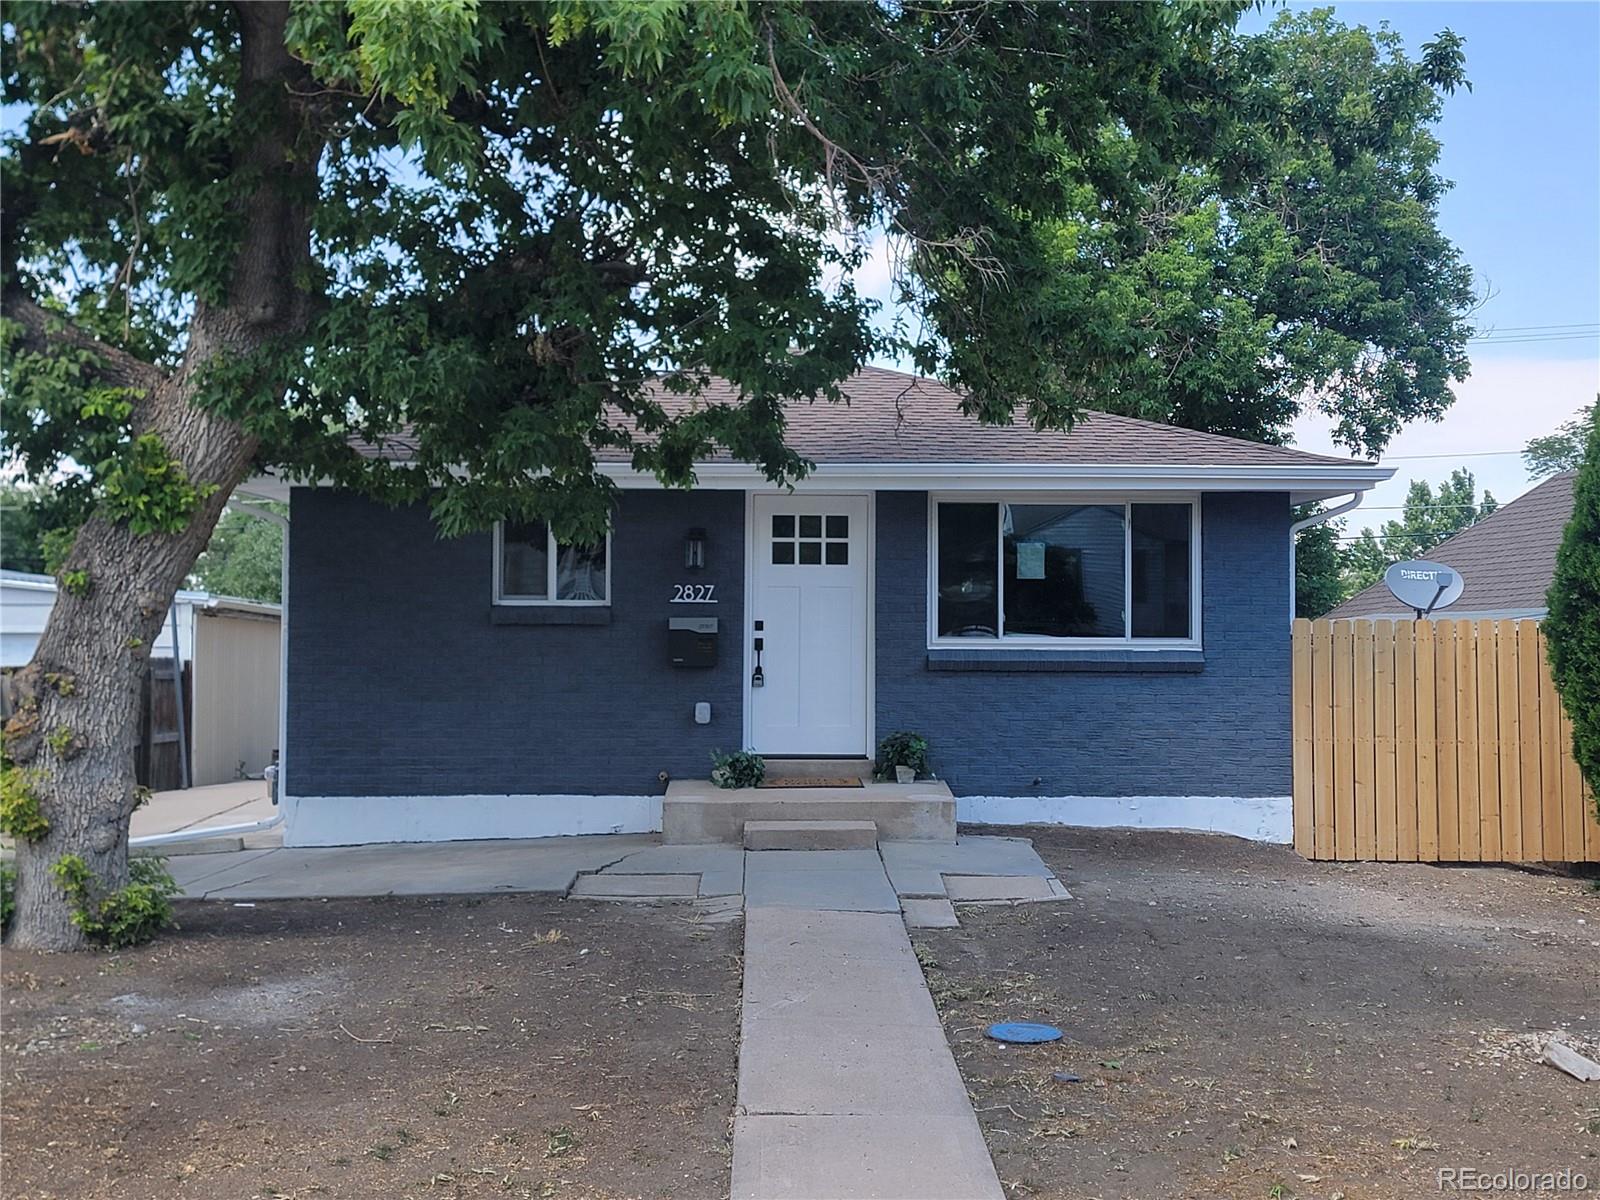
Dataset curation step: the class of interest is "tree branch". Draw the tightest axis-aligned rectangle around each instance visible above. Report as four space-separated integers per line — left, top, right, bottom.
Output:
2 290 168 394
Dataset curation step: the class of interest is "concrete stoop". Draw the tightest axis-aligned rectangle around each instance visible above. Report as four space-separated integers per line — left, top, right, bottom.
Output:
663 779 957 845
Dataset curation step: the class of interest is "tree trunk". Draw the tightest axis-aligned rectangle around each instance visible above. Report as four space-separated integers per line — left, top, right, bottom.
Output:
4 0 319 951
8 427 255 950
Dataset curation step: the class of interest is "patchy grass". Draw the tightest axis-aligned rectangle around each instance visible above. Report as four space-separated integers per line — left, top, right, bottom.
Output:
919 826 1600 1200
2 895 741 1199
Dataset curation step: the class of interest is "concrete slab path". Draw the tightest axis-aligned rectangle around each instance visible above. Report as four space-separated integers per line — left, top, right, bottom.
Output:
732 864 1006 1199
170 834 655 900
159 829 1066 1194
134 780 280 845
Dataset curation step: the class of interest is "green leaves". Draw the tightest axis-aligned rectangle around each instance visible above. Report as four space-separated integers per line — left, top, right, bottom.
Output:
1525 405 1596 480
50 854 180 949
97 433 217 536
1012 9 1474 454
1543 419 1600 810
0 767 50 842
4 0 1476 555
190 506 286 603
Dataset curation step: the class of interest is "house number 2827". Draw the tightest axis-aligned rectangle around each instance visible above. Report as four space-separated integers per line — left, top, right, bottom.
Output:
671 583 717 603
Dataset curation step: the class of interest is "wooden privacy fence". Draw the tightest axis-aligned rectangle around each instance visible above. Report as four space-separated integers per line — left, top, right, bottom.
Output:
1292 618 1599 863
135 657 192 793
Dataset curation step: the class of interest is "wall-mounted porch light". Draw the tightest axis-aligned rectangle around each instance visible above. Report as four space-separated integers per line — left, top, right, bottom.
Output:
684 527 707 570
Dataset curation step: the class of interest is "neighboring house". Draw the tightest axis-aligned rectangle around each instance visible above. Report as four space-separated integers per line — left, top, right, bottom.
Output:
0 570 282 787
1326 470 1578 622
246 367 1391 847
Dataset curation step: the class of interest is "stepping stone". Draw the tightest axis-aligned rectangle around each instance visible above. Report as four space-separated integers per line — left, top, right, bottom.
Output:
943 874 1056 902
902 898 959 929
569 873 699 899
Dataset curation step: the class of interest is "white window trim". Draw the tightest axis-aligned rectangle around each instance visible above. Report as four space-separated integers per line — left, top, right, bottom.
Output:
925 491 1203 651
492 520 612 607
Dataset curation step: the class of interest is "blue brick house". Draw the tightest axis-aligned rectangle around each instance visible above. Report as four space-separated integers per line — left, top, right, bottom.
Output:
255 368 1389 846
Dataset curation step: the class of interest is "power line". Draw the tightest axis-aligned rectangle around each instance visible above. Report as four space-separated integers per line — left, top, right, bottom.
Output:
1329 533 1466 542
1473 322 1600 332
1469 333 1598 345
1465 320 1598 346
1377 449 1524 460
1349 503 1496 511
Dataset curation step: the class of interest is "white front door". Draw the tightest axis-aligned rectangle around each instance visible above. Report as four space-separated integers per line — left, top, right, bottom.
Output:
749 494 870 756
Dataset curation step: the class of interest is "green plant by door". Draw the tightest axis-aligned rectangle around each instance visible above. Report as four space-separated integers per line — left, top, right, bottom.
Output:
710 749 765 790
875 732 930 781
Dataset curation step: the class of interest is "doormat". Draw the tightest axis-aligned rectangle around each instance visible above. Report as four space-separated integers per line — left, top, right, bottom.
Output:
758 776 864 789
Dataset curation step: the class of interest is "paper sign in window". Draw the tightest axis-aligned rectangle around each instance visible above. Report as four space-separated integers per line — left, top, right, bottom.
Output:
1015 541 1046 580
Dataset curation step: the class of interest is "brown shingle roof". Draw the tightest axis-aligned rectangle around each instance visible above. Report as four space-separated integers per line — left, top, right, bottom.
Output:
1325 470 1578 619
624 367 1367 467
354 367 1371 470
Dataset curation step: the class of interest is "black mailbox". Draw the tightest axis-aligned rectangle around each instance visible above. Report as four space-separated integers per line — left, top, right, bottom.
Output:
669 616 718 668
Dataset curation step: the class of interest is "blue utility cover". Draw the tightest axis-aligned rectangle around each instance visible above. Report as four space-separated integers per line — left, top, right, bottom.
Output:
986 1022 1062 1044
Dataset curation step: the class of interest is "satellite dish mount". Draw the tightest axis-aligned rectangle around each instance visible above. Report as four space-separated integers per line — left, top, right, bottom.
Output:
1383 560 1465 620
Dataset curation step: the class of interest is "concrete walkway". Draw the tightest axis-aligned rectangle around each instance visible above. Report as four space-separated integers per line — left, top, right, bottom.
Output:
133 780 281 849
170 834 657 899
733 856 1007 1200
171 830 1069 914
164 830 1066 1196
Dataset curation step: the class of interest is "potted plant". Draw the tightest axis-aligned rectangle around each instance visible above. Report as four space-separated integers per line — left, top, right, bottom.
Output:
710 749 766 790
875 731 929 783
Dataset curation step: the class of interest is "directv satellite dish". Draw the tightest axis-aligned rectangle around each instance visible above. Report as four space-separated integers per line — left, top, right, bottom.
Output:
1384 559 1464 617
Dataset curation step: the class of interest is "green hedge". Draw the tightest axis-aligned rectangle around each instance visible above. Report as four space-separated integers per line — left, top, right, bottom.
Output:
1544 417 1600 820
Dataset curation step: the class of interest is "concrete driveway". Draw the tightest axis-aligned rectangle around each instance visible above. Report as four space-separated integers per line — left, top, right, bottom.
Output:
133 780 280 847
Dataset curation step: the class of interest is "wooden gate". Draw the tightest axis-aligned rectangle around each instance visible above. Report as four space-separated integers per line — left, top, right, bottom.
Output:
1292 618 1599 863
135 656 192 793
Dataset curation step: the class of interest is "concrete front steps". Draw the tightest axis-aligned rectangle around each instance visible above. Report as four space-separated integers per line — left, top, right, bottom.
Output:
744 819 879 851
663 778 956 845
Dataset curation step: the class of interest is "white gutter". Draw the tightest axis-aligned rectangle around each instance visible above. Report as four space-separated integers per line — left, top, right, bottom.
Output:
1288 492 1366 623
244 460 1393 505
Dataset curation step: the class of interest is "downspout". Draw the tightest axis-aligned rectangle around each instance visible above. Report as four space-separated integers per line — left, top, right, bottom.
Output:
1288 493 1366 623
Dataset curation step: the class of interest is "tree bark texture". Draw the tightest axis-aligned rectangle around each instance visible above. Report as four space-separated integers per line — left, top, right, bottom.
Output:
4 2 320 950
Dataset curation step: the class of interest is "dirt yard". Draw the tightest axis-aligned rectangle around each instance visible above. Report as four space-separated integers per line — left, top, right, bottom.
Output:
917 827 1600 1200
1 895 742 1200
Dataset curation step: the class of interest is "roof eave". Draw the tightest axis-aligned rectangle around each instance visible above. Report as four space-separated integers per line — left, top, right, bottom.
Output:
604 460 1393 502
245 460 1391 505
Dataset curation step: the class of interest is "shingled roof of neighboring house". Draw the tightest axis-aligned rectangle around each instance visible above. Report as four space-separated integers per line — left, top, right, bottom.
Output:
352 366 1372 470
1326 470 1579 620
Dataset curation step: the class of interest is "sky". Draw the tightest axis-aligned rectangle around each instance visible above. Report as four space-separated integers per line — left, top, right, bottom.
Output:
858 2 1600 531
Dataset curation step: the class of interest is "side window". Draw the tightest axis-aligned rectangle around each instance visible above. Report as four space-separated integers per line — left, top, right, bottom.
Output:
496 521 609 605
